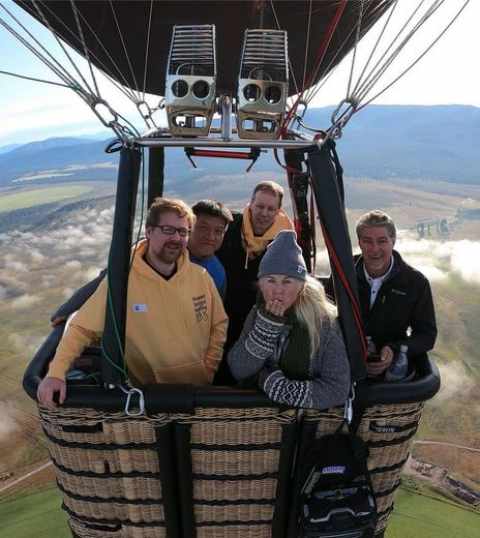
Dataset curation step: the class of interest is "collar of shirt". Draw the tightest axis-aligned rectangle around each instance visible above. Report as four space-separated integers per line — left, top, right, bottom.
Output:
364 256 394 308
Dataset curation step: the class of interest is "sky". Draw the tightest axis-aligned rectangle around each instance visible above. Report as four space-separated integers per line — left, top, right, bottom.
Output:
0 0 479 147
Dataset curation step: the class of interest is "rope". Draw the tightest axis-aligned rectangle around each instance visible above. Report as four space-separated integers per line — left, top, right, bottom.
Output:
268 0 299 96
0 69 70 87
358 0 471 110
353 0 443 105
69 0 101 97
31 0 97 95
31 0 140 103
280 0 347 136
142 0 154 102
350 0 399 97
302 0 313 91
0 3 80 90
108 0 141 102
345 0 365 99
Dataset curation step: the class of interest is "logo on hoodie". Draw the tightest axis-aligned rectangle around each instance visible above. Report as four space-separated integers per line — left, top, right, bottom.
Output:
193 295 208 322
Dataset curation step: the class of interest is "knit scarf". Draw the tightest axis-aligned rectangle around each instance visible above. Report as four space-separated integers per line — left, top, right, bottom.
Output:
257 297 311 381
241 206 293 268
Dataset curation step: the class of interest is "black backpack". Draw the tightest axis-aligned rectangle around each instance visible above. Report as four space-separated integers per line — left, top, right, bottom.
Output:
298 432 377 538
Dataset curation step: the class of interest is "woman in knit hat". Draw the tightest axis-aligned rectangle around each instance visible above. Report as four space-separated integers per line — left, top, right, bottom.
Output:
227 230 351 409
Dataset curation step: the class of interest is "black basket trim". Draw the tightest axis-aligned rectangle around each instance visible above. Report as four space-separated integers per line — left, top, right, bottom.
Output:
374 480 401 498
367 427 417 448
193 498 275 506
192 472 278 481
43 428 157 450
370 456 409 475
191 442 282 451
377 504 395 519
58 480 163 506
195 520 273 527
63 503 167 527
52 457 160 479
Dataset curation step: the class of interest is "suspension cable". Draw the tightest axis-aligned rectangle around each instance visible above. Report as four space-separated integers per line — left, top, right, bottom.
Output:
0 2 80 89
346 0 365 99
28 0 140 103
108 0 141 103
30 0 97 96
280 0 348 135
302 0 313 92
142 0 154 102
69 0 101 97
269 0 299 96
358 0 470 110
353 0 440 104
351 0 399 97
0 69 70 87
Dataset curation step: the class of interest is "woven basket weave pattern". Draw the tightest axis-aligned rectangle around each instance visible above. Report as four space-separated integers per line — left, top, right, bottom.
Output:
40 401 424 537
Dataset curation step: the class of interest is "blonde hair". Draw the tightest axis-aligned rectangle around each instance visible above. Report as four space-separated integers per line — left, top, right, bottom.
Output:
146 197 195 229
294 275 336 352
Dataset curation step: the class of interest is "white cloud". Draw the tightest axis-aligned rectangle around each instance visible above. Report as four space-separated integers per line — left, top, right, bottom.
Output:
0 402 20 440
397 237 480 286
434 361 476 403
10 294 41 309
64 260 82 271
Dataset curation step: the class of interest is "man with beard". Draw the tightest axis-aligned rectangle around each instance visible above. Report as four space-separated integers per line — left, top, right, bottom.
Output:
38 198 228 407
215 181 294 384
354 210 437 379
50 200 232 325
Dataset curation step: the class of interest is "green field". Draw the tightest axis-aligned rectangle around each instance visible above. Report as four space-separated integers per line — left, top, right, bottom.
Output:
0 487 69 538
0 185 93 213
386 486 480 538
0 484 477 538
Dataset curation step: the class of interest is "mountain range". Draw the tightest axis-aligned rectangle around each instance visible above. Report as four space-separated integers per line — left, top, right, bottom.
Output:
0 105 478 187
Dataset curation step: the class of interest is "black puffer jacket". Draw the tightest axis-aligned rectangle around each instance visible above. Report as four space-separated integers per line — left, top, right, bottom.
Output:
216 213 264 356
355 250 437 358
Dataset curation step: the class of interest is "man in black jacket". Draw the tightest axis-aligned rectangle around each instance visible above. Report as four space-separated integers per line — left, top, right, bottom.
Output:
215 181 293 383
354 210 437 377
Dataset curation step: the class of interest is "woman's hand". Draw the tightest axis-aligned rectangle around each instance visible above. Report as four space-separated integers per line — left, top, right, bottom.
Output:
265 298 286 318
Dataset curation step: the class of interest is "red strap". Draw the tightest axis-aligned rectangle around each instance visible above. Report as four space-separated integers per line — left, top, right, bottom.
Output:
320 221 368 361
281 0 348 136
188 149 253 160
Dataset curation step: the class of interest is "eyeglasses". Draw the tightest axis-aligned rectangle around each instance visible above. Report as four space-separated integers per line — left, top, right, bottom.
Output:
152 224 190 237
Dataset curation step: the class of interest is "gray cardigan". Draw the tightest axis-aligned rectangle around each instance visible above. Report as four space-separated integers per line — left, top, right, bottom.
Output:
227 306 351 409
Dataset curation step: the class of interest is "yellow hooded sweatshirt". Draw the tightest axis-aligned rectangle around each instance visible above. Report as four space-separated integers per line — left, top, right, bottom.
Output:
47 240 228 385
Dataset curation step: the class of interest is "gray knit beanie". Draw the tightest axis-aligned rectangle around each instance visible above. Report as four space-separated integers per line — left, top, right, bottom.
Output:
258 230 307 281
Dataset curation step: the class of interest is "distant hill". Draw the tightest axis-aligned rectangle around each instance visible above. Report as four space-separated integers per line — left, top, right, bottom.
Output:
311 105 480 183
0 142 21 154
0 105 478 187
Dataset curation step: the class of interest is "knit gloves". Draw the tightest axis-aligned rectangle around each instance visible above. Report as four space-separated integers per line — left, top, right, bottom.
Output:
245 308 285 363
258 367 312 408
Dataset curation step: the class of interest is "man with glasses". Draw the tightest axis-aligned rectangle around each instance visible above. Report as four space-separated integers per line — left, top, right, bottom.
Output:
50 199 232 326
38 198 228 408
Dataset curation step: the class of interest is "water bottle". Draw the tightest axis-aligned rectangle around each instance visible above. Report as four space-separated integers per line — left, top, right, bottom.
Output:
366 336 380 363
366 336 376 356
385 344 409 382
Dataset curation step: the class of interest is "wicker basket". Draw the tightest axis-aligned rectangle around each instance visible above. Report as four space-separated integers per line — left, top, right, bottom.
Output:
39 396 426 537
